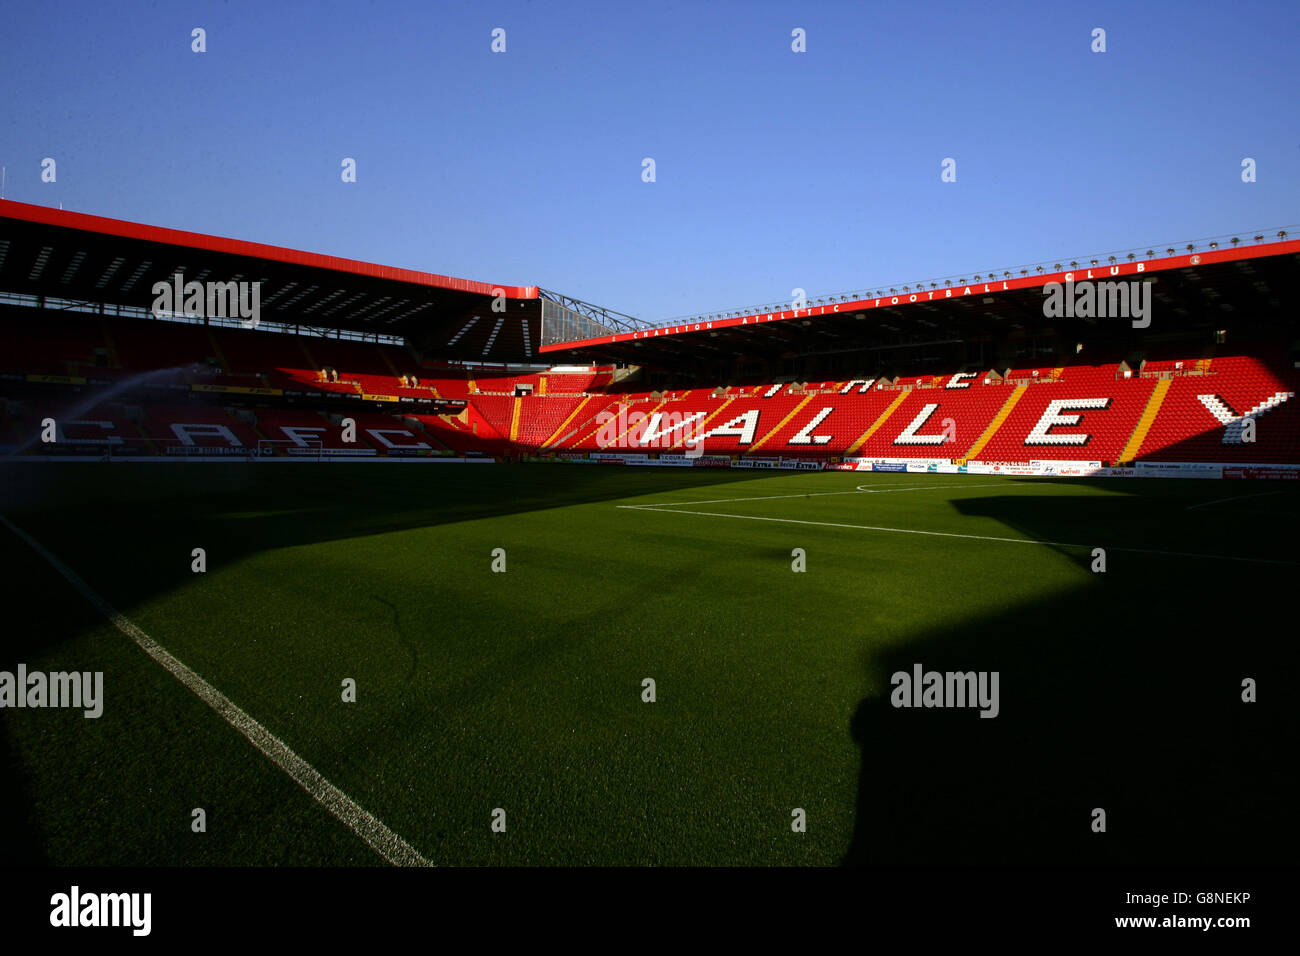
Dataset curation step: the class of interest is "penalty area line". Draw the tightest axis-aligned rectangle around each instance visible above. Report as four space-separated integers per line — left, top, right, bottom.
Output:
615 504 1299 566
0 513 431 868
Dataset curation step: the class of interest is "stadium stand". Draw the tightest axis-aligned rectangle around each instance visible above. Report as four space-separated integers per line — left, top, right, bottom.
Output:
5 308 1297 467
514 395 587 447
1135 355 1300 462
0 313 105 375
255 410 360 453
975 372 1155 464
141 404 262 452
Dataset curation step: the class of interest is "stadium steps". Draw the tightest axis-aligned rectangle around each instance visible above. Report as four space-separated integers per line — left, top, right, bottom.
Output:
131 418 157 455
1118 377 1173 463
960 384 1027 462
597 400 668 450
508 397 522 441
227 407 266 455
246 416 274 454
99 320 123 369
747 395 813 454
541 395 594 448
568 397 645 450
298 340 321 372
845 391 909 455
376 345 402 379
398 415 453 452
203 328 230 372
538 376 547 395
561 398 636 449
669 397 735 450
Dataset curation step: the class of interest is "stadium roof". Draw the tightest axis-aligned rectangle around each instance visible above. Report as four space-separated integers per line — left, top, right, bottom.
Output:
4 199 1296 370
539 234 1300 366
0 199 545 361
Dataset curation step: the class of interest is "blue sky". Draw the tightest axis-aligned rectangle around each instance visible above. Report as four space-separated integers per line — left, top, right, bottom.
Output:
2 0 1297 322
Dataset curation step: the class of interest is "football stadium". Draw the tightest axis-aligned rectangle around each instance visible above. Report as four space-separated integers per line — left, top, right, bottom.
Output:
2 199 1297 871
0 7 1297 925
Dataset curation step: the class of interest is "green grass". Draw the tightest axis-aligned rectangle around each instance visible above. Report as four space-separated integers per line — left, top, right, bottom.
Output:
1 463 1297 866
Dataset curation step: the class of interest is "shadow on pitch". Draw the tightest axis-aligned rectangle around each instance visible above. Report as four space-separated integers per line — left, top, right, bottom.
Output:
0 460 791 655
842 491 1299 865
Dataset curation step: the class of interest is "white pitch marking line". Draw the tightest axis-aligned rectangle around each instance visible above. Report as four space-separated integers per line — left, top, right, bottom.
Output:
627 489 869 508
614 504 1298 566
0 513 431 868
852 482 1010 494
624 481 1010 509
1186 490 1288 511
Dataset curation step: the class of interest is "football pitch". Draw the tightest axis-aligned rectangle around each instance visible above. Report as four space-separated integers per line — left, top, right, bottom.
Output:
1 463 1296 866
